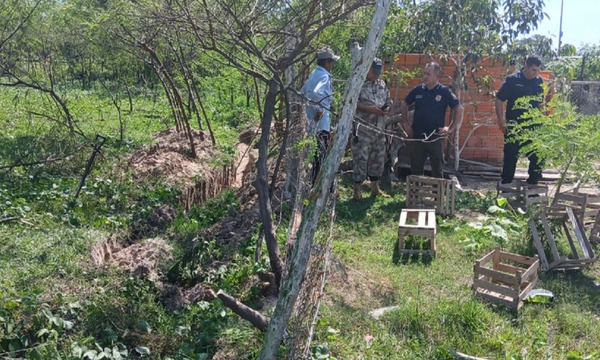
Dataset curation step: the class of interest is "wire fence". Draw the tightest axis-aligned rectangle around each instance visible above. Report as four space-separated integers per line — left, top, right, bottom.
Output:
571 81 600 115
284 176 338 360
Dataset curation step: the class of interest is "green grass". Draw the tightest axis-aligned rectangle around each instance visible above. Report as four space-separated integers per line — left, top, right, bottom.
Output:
311 174 600 360
2 84 600 359
0 84 265 359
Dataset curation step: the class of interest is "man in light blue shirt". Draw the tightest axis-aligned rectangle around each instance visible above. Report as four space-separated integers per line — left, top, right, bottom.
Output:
301 47 339 184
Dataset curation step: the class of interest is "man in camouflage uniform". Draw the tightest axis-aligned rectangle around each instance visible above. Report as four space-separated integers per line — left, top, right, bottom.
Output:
352 58 391 201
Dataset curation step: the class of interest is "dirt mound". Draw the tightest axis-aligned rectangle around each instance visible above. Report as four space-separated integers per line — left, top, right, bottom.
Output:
91 237 172 280
125 128 220 186
199 206 260 249
130 204 177 240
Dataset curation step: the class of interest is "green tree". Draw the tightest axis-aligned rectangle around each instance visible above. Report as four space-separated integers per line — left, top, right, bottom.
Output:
514 85 600 198
511 34 555 62
547 44 600 81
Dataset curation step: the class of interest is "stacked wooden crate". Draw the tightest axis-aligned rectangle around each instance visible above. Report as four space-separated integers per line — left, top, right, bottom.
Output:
406 175 455 216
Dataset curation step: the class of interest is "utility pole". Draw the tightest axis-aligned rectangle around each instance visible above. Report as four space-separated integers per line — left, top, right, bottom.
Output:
558 0 564 56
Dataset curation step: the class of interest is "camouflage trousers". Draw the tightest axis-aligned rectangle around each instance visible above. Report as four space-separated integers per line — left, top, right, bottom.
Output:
352 114 386 183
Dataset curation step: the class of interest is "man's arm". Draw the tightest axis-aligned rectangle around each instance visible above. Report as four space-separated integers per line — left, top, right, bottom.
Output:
305 74 331 120
445 103 464 134
495 97 506 134
357 102 387 115
400 100 413 137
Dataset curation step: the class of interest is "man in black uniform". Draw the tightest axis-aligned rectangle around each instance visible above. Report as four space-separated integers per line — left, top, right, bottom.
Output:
400 62 463 178
495 55 544 185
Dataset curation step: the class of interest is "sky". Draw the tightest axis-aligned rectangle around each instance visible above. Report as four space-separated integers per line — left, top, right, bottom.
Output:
530 0 600 50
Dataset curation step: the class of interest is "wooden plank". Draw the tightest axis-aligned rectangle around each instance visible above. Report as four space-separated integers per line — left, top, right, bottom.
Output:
540 211 561 262
398 249 435 256
474 265 519 286
529 219 550 271
520 260 539 282
518 279 538 301
427 210 436 229
492 248 500 269
474 289 517 309
556 192 587 204
399 210 408 227
418 211 426 227
562 221 580 259
567 207 593 259
495 262 527 276
561 256 598 265
476 250 495 266
473 278 519 299
403 209 435 213
398 234 405 249
398 228 435 236
590 212 600 244
498 251 538 265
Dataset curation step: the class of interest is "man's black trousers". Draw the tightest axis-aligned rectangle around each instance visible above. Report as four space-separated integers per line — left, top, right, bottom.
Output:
501 138 543 184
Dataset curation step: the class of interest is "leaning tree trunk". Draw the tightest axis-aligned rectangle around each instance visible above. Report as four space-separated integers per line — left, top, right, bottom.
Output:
282 21 302 201
255 78 285 290
257 1 392 358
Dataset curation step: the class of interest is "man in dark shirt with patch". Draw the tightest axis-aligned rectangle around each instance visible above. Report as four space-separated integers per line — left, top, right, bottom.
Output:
401 62 463 178
495 54 544 185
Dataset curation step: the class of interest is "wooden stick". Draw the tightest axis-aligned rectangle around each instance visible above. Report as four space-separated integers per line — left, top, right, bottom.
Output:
0 217 33 226
217 290 270 331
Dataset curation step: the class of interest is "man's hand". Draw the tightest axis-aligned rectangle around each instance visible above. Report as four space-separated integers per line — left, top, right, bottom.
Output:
439 126 450 134
498 121 507 135
372 106 389 116
315 111 324 122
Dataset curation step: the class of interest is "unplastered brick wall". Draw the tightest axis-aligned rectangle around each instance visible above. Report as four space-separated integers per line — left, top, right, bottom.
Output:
386 54 552 166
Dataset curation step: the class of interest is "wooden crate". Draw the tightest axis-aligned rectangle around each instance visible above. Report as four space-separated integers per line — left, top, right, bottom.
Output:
546 193 589 221
523 185 549 207
398 209 437 257
406 175 455 216
497 180 548 209
496 181 524 202
529 207 598 271
472 248 539 310
547 192 600 229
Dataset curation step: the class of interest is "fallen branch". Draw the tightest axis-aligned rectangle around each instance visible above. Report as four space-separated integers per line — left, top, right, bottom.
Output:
0 217 33 226
217 290 270 331
0 141 90 171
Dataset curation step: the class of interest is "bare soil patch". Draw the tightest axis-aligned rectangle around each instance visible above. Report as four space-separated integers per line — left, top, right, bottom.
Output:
90 237 172 281
326 257 396 309
124 128 219 186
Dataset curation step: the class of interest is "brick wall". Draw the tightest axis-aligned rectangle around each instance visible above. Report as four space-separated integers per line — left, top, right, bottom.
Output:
386 54 552 166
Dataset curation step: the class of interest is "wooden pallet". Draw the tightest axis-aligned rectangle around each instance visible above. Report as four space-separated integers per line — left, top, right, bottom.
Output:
406 175 455 216
497 180 548 209
398 208 437 257
529 207 598 271
472 248 539 310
